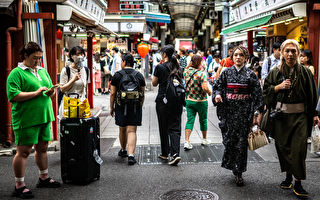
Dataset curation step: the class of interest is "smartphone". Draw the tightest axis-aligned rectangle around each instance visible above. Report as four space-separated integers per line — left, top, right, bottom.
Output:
44 85 59 95
49 85 59 90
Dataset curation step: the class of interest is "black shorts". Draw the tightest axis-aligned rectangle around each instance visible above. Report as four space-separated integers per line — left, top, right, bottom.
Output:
115 103 142 127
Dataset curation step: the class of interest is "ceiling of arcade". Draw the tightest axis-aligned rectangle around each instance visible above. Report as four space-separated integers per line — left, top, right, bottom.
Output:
156 0 216 36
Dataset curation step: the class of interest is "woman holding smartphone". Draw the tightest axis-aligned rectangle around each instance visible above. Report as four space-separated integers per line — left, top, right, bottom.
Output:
6 42 61 199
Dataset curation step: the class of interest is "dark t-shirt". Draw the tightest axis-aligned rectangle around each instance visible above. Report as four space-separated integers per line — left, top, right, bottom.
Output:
111 68 146 88
154 62 170 102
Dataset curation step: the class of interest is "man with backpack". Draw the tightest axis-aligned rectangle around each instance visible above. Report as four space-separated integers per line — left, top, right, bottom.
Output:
261 42 281 80
110 53 146 165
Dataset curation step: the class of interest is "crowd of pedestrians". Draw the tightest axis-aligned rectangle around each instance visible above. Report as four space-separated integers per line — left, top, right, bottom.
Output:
6 39 320 199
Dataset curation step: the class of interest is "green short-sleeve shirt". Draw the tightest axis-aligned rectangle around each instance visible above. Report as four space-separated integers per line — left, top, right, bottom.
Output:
6 64 55 130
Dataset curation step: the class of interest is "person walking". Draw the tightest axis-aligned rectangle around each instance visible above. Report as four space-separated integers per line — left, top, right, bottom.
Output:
100 53 112 94
152 50 162 76
152 44 184 166
186 49 194 66
263 39 318 199
178 47 187 74
213 46 263 187
216 45 234 79
6 42 61 199
183 55 212 150
300 49 315 75
110 47 122 76
110 53 146 165
93 52 101 95
261 42 281 80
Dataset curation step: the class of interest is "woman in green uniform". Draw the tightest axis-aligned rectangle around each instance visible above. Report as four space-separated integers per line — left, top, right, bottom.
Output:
6 42 60 199
263 39 318 199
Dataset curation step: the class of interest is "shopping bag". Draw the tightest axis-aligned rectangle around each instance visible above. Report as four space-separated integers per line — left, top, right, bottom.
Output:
248 125 269 151
63 93 92 118
63 95 80 118
311 125 320 154
79 98 92 119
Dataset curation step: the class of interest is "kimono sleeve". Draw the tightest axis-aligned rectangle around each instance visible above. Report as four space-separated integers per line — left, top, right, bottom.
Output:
262 68 278 107
249 72 263 113
212 69 227 99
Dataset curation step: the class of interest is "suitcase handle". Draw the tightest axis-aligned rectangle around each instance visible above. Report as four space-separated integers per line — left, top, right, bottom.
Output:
67 93 80 99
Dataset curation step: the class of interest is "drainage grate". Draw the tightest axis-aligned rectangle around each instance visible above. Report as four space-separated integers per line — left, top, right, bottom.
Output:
137 144 264 165
159 189 219 200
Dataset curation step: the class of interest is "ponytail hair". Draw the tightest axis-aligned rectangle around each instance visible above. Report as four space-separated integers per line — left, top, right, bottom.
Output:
161 44 183 79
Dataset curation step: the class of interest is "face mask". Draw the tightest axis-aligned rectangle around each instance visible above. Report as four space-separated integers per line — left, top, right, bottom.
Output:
75 55 84 63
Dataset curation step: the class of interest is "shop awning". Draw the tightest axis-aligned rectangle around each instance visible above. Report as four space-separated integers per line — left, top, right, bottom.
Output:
221 14 273 35
149 37 159 43
143 12 171 23
57 2 116 36
0 0 14 8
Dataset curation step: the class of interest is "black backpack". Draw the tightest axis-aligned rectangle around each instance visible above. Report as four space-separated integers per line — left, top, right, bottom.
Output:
164 66 186 109
116 70 143 115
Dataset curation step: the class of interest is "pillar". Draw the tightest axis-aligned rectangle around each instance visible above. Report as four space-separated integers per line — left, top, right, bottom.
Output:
247 30 253 55
87 36 94 108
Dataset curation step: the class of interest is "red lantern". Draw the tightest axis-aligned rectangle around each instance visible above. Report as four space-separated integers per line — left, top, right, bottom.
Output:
93 38 98 45
56 28 62 40
137 43 149 58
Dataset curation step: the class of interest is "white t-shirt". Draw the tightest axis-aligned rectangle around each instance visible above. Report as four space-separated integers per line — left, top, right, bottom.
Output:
60 66 90 98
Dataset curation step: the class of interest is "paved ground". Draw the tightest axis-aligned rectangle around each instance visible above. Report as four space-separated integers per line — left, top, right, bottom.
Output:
1 85 320 200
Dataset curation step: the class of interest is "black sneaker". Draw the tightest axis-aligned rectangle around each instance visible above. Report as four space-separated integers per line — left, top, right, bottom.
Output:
280 179 293 189
293 182 308 199
128 156 137 165
36 177 61 188
118 149 128 157
12 186 34 199
168 154 181 166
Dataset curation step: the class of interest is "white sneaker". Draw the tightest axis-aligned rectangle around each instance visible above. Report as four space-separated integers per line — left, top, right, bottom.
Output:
201 139 211 146
184 142 193 150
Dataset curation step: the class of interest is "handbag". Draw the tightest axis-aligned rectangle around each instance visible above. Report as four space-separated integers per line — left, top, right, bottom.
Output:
248 126 269 151
311 125 320 154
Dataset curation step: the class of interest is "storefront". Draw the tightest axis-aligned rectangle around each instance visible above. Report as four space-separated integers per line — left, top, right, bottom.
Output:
222 0 307 56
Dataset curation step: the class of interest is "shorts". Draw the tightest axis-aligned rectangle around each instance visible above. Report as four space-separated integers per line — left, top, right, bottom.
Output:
115 103 142 127
14 122 52 146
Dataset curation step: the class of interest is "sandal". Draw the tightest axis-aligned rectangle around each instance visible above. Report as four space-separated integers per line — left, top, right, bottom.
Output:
36 177 61 188
235 176 244 187
12 186 34 199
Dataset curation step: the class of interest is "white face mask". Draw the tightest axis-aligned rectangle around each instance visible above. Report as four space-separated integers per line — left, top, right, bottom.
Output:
75 55 84 63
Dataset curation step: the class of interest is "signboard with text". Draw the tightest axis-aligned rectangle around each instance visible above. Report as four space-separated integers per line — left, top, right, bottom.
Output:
231 0 299 22
120 0 144 11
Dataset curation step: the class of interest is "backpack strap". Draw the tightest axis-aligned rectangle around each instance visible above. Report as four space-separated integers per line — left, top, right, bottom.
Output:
84 67 89 82
66 66 71 82
267 57 272 73
185 70 199 91
66 66 89 82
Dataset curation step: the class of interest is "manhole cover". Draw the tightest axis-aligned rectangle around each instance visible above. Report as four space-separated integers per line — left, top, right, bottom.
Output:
159 189 219 200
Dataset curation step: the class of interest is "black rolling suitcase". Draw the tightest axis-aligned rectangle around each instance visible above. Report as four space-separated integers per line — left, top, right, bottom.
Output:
60 116 102 183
